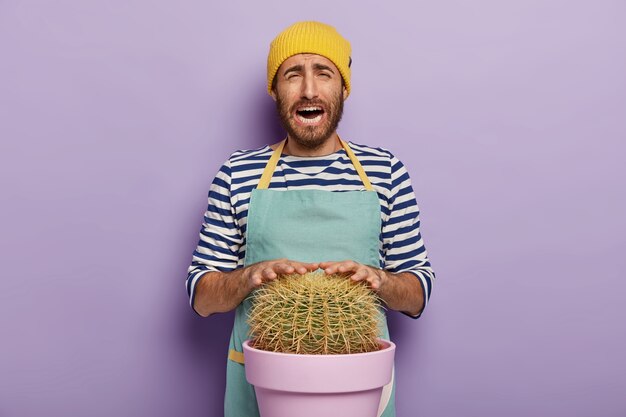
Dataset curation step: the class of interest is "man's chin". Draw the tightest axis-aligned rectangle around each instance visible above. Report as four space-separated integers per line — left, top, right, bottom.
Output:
290 134 332 149
287 126 334 149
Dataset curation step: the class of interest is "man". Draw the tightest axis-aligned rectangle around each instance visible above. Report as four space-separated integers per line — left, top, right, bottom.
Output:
186 21 435 417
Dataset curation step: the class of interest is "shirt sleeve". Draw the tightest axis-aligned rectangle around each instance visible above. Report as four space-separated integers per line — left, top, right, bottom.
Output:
185 158 244 314
382 154 435 319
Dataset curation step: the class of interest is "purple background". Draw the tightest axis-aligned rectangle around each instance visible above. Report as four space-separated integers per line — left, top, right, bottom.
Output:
1 1 625 416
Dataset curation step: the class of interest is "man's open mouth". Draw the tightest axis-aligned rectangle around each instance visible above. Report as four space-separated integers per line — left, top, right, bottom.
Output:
295 106 325 125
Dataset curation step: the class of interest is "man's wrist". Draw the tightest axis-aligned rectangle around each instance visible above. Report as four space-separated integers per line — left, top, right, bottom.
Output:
238 266 254 294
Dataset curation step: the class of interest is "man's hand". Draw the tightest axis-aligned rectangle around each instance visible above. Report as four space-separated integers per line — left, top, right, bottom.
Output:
319 260 386 291
319 260 424 316
193 258 319 317
244 258 319 290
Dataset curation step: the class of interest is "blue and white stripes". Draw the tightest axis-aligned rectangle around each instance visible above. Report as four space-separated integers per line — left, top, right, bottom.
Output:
187 141 435 318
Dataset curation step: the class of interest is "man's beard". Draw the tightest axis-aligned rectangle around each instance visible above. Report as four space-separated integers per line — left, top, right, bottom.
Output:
275 91 344 151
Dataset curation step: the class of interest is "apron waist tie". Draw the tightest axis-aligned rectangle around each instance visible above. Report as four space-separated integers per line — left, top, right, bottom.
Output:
228 349 245 364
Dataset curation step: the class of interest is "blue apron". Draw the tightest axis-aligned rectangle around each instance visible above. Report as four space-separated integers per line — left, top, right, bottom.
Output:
224 138 396 417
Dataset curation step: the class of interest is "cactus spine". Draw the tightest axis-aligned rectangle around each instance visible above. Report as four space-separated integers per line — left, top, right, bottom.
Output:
247 272 382 355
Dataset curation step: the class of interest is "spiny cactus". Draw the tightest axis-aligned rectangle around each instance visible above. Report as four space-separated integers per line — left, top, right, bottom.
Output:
247 272 383 355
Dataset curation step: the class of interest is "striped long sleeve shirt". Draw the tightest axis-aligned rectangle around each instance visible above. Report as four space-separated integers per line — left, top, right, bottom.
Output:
186 141 435 318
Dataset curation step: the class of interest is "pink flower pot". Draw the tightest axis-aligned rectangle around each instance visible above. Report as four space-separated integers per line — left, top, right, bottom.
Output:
243 339 396 417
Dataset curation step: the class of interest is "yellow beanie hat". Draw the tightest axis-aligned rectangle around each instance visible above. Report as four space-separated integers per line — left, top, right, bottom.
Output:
267 21 352 96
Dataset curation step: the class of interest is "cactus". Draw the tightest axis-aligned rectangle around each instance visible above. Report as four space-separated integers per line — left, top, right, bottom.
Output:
247 272 383 355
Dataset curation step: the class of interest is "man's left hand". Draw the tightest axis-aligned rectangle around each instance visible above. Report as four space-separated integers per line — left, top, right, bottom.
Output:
319 260 386 291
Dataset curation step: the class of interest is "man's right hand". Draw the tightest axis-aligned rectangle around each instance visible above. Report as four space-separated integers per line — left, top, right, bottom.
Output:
193 259 319 317
244 259 319 290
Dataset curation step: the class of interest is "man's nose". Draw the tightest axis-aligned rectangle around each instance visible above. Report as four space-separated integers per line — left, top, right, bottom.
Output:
301 73 319 99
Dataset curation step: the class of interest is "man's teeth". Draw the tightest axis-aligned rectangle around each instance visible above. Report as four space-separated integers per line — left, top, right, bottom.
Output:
296 112 323 124
296 106 324 124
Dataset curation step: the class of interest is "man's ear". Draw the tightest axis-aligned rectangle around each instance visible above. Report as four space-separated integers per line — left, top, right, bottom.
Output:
270 89 277 102
342 85 348 101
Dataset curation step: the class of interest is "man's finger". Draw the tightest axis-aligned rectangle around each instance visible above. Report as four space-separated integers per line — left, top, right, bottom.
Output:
250 273 262 286
292 262 319 274
337 262 359 273
323 265 337 274
274 263 295 273
369 276 382 290
262 268 277 279
294 265 308 274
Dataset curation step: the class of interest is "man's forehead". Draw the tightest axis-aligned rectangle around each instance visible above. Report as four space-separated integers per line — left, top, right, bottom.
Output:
279 53 338 71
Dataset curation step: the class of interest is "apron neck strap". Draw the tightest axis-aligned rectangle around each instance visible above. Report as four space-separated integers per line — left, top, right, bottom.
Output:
257 137 374 191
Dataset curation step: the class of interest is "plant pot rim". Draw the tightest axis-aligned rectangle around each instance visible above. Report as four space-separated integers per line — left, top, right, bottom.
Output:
243 338 395 357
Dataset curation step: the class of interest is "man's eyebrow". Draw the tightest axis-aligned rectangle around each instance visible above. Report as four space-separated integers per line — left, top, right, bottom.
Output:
313 63 335 73
283 65 303 76
282 63 336 76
